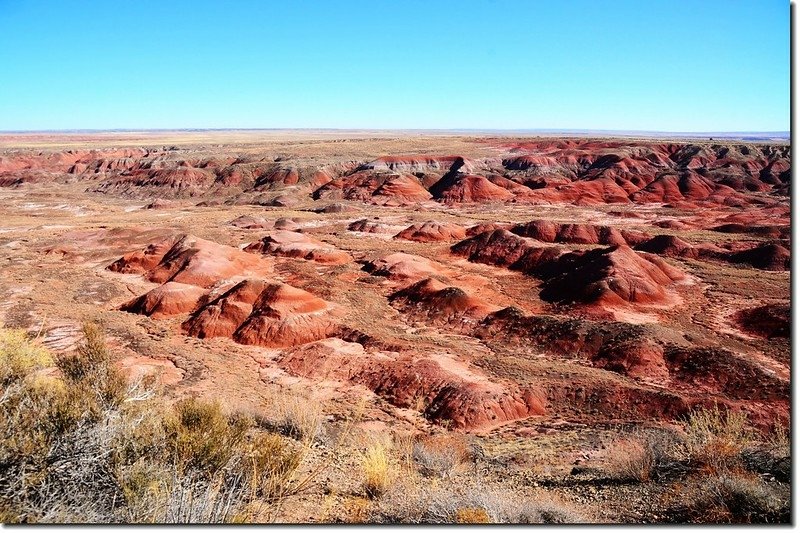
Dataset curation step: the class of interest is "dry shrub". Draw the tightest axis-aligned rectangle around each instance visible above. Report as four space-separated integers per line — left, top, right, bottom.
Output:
0 323 316 523
684 406 753 473
268 393 322 442
361 441 393 498
601 429 683 482
664 471 789 524
339 496 371 523
0 328 52 385
391 432 416 473
56 322 126 409
602 436 653 482
765 421 789 456
411 433 472 478
163 397 249 477
455 507 490 524
372 481 588 524
241 433 302 501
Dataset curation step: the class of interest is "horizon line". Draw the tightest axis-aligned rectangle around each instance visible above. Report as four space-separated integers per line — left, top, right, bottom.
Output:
0 127 790 136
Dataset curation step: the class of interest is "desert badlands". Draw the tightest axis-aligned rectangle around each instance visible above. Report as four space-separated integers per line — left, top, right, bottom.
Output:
0 131 790 523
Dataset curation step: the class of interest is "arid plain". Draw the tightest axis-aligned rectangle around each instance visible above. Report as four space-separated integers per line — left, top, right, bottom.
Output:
0 131 790 523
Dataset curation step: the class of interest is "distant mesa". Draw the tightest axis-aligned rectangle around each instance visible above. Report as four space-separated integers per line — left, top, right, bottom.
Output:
0 141 788 215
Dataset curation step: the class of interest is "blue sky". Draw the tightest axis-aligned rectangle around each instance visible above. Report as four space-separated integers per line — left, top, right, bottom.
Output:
0 0 789 131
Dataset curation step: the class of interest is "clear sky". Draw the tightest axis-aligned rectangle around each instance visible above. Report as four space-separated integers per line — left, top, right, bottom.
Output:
0 0 789 132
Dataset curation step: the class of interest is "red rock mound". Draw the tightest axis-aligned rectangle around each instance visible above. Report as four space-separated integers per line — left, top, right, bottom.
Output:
362 253 446 281
108 234 272 288
591 339 669 382
245 230 351 264
94 166 216 198
253 167 300 189
728 243 790 271
452 231 685 307
466 222 511 236
394 221 467 242
120 282 207 318
511 220 650 246
229 215 273 229
183 279 337 347
389 278 498 328
348 218 392 233
634 235 700 259
279 339 545 430
357 355 545 430
372 174 432 203
539 245 685 306
429 173 514 203
732 304 790 339
451 229 563 273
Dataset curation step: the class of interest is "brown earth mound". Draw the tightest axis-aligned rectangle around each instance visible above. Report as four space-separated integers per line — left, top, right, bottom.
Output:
728 243 790 271
539 245 685 307
144 198 176 210
452 230 685 307
229 215 273 229
274 218 301 231
372 174 433 203
732 304 790 339
389 278 498 327
42 226 178 262
634 235 700 259
394 221 467 242
430 173 515 203
183 279 337 347
245 230 351 264
711 223 789 239
315 202 360 214
362 252 446 281
108 234 272 288
510 220 650 246
348 218 392 233
120 281 207 318
279 338 545 430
